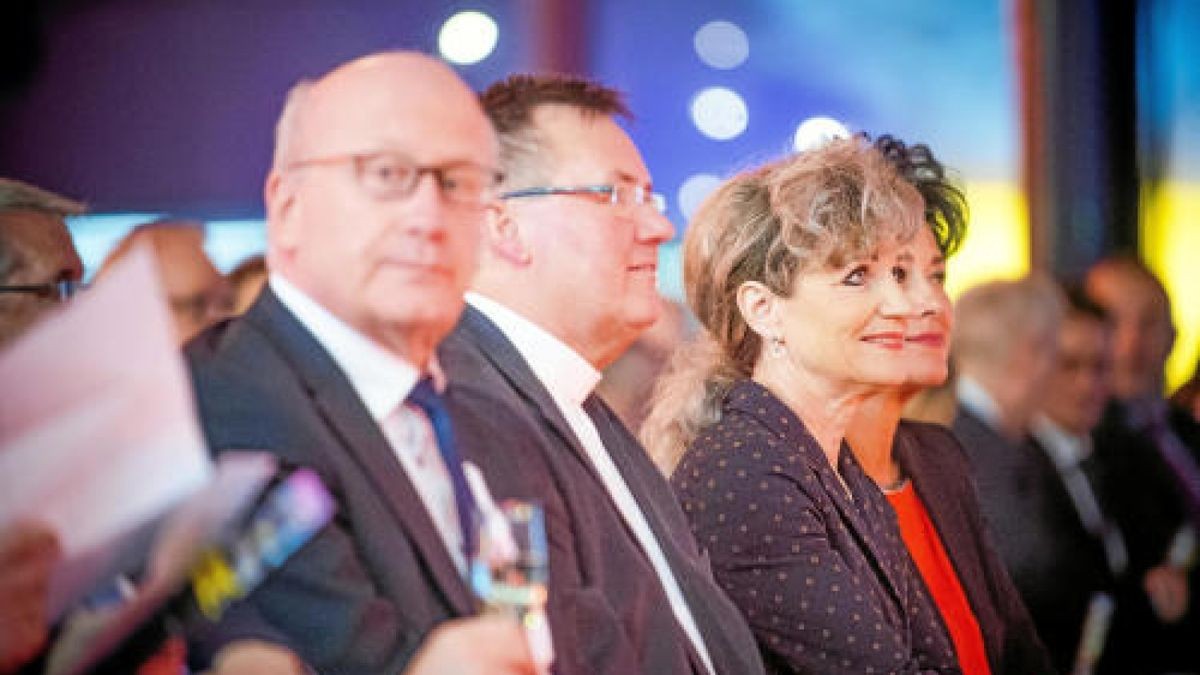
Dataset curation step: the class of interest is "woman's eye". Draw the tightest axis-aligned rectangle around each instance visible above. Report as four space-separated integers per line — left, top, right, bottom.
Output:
842 266 869 286
931 269 947 286
891 266 908 284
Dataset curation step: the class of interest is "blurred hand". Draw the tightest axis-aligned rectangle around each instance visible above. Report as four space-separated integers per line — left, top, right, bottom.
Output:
1144 563 1189 623
0 521 61 674
406 616 536 675
209 641 308 675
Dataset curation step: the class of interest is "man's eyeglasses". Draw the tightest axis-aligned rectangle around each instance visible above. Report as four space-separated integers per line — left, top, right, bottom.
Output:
500 184 667 214
287 151 503 207
0 279 85 303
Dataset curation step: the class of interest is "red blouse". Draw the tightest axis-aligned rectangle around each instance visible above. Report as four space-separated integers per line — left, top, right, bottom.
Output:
887 481 992 675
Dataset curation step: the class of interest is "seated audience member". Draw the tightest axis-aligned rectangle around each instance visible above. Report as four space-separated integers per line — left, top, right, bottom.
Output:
1086 256 1199 671
1033 285 1191 673
0 178 82 673
439 73 763 675
226 254 266 315
644 138 959 673
96 219 233 344
844 134 1052 674
597 296 692 434
183 51 536 673
952 276 1116 673
0 177 85 348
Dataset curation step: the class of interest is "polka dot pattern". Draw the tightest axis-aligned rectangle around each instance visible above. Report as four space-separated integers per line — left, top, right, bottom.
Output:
671 380 960 674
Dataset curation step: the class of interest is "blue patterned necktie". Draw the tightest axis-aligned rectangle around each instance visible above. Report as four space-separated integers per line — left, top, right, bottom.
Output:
407 377 478 563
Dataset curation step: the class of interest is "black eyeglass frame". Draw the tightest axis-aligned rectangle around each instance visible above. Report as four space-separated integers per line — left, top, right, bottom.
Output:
0 279 85 302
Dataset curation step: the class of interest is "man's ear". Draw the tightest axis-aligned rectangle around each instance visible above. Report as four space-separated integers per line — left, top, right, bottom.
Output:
484 201 531 265
265 170 300 252
736 280 780 341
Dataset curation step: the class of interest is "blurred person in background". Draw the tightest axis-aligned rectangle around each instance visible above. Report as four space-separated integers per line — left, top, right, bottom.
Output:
952 276 1117 673
226 254 266 315
96 219 233 344
843 135 1052 674
644 138 960 674
1033 285 1191 673
0 177 85 349
597 296 693 434
1086 256 1199 671
0 177 81 672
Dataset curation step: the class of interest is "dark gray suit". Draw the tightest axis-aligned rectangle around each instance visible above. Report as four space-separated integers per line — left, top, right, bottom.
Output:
895 421 1054 674
184 289 483 673
439 305 764 675
953 407 1112 674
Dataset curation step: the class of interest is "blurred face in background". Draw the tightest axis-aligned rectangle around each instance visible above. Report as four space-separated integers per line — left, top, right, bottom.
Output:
1086 265 1175 400
0 210 83 347
1041 314 1112 435
151 228 233 343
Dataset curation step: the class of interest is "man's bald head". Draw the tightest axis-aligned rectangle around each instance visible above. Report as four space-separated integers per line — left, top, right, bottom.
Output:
264 51 498 365
274 52 493 172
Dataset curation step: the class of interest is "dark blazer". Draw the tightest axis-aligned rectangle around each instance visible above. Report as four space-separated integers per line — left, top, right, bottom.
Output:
184 289 486 673
952 407 1111 675
894 420 1055 674
673 380 959 674
438 305 764 675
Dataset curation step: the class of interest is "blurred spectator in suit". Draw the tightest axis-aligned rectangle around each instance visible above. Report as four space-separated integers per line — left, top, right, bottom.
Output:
226 254 266 315
0 177 84 349
1032 285 1194 673
97 220 233 343
952 276 1119 673
1086 256 1199 671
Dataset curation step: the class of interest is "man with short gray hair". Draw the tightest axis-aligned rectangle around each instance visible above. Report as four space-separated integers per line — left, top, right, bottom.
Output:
0 177 85 348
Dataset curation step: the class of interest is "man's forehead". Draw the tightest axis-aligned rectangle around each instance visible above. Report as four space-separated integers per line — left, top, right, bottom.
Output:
295 57 492 161
532 104 650 181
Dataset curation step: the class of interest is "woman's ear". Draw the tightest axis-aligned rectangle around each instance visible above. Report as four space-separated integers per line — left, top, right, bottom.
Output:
736 280 780 340
484 201 531 265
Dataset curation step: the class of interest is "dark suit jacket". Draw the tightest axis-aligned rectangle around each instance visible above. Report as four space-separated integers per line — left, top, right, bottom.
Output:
673 380 960 674
438 305 764 675
184 289 486 673
952 407 1111 674
894 420 1054 674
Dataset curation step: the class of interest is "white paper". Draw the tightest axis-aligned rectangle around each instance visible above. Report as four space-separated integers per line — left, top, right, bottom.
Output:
0 244 212 619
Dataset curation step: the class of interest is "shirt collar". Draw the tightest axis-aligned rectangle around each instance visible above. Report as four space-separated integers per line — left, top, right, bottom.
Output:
1031 414 1092 468
956 374 1004 432
270 273 442 421
466 291 600 407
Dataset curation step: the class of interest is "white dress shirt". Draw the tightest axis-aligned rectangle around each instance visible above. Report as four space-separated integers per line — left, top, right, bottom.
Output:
271 274 467 574
466 292 715 675
1031 415 1129 577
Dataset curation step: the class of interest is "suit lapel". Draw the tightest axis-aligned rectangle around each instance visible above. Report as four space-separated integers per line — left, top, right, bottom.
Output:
454 307 609 487
247 290 476 615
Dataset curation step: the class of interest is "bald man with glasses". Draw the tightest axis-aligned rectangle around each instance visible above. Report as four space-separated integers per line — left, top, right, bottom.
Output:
183 52 537 674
